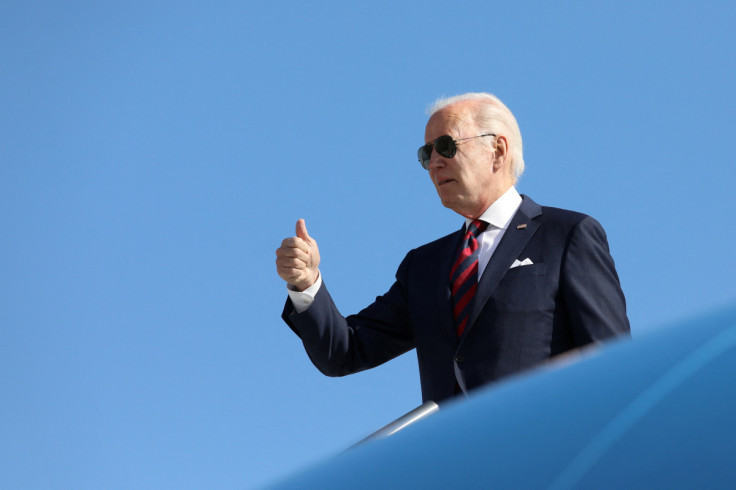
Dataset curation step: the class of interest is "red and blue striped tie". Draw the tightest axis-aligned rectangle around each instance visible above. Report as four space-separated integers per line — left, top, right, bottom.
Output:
450 219 488 337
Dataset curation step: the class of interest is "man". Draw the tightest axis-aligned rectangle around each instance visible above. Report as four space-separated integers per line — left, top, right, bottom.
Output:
275 92 630 404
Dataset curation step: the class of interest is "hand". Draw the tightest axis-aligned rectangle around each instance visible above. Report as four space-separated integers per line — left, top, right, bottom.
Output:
275 219 321 291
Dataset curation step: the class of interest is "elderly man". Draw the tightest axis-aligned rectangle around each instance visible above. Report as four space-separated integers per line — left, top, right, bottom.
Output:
276 92 630 404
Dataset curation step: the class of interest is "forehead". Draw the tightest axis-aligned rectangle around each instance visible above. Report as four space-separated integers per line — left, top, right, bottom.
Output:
424 105 476 140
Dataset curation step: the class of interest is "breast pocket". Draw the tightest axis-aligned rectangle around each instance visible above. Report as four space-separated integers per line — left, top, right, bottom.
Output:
507 262 547 276
494 262 549 311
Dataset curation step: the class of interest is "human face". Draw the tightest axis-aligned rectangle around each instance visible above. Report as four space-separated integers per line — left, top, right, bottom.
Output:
424 104 509 219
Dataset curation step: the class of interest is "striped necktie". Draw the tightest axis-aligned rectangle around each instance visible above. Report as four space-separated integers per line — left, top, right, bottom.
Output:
450 219 488 337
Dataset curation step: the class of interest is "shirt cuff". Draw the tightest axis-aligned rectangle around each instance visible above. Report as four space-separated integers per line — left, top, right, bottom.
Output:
287 272 322 313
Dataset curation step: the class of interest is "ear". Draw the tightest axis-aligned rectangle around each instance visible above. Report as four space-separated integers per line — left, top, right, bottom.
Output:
492 135 509 171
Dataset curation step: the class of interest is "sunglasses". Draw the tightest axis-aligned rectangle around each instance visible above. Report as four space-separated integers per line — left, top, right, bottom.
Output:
417 133 496 170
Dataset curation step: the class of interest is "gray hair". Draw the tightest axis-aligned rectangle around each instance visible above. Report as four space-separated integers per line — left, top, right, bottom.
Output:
428 92 525 182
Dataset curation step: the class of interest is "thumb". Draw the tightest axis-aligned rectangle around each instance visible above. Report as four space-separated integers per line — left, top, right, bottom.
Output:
295 219 311 241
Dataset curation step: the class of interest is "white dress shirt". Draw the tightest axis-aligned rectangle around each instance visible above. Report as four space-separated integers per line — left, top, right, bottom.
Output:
287 272 323 313
469 186 522 279
288 186 523 313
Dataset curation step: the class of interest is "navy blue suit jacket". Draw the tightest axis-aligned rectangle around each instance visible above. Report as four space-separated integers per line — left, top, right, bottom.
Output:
282 196 630 403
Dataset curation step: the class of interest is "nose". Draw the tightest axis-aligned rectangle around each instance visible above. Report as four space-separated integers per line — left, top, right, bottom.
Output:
427 150 446 170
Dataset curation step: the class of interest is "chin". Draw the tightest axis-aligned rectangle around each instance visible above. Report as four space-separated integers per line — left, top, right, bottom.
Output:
442 200 464 216
438 195 454 209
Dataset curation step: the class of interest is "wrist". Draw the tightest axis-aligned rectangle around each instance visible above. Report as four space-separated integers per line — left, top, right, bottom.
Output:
291 271 319 292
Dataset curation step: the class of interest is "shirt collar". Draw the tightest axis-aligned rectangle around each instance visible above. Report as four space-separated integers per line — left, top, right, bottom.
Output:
465 186 522 231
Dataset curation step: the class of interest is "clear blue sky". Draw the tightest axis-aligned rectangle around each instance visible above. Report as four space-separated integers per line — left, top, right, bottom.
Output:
2 1 735 488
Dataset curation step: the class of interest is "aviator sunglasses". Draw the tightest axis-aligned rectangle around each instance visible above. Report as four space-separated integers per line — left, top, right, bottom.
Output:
417 133 496 170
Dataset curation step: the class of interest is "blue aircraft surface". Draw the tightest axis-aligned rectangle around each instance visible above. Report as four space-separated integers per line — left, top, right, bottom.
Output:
265 305 736 489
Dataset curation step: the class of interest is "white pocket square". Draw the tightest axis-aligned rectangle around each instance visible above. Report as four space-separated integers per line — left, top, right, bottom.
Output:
510 258 534 269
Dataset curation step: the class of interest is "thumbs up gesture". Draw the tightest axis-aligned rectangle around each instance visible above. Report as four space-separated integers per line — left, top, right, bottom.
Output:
275 219 321 291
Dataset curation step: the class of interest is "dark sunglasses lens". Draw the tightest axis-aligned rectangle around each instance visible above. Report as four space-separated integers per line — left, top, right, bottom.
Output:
417 136 457 169
434 136 456 158
418 144 432 169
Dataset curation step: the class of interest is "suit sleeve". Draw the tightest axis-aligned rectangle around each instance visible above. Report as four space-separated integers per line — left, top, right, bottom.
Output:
561 216 630 344
281 252 416 377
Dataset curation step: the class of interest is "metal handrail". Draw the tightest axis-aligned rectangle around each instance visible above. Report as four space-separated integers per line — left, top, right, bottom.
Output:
350 401 439 448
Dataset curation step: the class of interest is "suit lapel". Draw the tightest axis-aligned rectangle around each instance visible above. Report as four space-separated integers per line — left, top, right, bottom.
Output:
464 196 543 335
439 228 465 341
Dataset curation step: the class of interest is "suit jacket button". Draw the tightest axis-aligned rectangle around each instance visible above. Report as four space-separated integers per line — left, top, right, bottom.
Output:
455 355 464 363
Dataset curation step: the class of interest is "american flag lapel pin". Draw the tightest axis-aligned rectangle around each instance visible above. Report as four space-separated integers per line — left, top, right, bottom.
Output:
517 223 527 230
